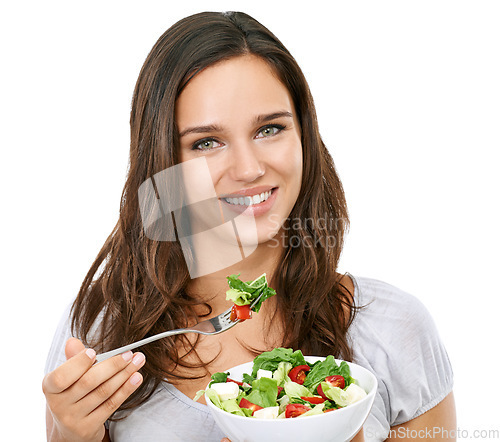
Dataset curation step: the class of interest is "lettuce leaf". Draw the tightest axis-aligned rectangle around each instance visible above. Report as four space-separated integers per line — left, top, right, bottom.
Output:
320 382 350 407
284 380 313 398
226 273 276 313
221 398 248 417
272 361 293 387
299 403 325 417
244 377 279 408
205 389 223 408
209 372 228 386
303 356 355 391
251 348 307 377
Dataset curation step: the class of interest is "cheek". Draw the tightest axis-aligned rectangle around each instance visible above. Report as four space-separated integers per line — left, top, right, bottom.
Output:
285 142 303 184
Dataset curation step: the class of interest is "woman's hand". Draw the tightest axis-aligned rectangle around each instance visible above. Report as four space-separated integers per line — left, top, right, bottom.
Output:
43 338 146 442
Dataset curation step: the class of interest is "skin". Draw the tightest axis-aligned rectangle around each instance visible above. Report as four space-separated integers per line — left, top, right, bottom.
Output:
44 54 456 440
176 54 303 247
43 338 145 441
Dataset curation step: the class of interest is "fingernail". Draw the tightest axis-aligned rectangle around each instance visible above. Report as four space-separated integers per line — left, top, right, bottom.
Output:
121 351 133 362
132 353 145 366
86 348 96 359
130 372 142 386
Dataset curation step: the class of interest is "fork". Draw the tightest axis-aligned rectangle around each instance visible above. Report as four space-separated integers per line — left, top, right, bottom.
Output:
95 293 264 362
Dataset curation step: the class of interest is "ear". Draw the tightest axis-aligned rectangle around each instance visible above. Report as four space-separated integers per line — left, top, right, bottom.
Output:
65 337 86 360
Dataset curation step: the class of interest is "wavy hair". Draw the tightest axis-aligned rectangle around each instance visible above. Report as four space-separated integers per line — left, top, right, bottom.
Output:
71 11 355 412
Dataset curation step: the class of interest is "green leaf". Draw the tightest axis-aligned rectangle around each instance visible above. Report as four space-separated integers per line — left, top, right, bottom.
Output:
244 377 279 408
225 288 254 306
303 355 339 391
242 373 255 385
251 348 307 377
225 273 276 313
284 380 313 398
320 382 349 407
272 361 293 387
205 389 223 408
221 398 247 416
338 361 355 387
209 372 228 386
193 389 205 402
299 403 325 417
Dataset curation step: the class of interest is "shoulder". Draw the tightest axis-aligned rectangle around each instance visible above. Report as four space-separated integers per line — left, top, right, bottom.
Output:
352 276 434 332
45 299 106 374
348 275 454 427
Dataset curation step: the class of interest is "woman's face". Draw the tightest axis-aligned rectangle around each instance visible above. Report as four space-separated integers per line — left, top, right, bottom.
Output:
175 55 303 246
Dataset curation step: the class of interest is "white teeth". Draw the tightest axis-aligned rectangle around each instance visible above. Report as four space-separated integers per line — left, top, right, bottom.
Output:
223 190 272 206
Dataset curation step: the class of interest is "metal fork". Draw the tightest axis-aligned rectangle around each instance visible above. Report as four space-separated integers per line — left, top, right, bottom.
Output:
95 293 264 362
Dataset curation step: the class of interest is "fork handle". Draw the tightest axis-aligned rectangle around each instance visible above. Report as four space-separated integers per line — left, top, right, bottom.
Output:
95 328 194 363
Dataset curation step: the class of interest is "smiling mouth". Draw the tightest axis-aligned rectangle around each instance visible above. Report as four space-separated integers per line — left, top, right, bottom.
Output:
222 189 276 206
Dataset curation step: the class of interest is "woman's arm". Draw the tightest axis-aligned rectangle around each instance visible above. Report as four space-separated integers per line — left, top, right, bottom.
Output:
386 392 456 441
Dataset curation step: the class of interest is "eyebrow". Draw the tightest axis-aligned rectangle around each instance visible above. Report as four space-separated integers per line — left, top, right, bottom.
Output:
178 110 294 138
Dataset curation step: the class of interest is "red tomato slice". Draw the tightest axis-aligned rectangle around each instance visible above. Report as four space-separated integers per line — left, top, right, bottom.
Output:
285 403 311 418
317 375 346 400
325 375 345 389
288 365 310 385
229 304 252 322
300 396 325 404
226 378 243 386
239 398 263 415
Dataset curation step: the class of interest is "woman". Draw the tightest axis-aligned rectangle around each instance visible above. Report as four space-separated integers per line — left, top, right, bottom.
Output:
43 11 455 441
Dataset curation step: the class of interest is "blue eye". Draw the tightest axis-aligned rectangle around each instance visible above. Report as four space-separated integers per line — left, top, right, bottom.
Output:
192 138 222 151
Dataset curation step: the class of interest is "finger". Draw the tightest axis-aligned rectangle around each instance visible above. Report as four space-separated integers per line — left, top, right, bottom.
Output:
43 347 96 395
69 351 144 402
86 369 144 426
78 352 146 410
65 337 86 360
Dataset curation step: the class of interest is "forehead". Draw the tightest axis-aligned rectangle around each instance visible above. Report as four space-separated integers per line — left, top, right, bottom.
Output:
175 55 295 128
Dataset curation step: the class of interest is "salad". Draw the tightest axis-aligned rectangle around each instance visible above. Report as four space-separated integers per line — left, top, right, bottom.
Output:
194 348 367 419
225 273 276 321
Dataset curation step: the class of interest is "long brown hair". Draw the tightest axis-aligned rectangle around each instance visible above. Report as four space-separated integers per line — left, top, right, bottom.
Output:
72 11 354 411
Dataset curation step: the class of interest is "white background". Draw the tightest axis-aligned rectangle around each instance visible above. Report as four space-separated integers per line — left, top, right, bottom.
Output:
2 0 499 439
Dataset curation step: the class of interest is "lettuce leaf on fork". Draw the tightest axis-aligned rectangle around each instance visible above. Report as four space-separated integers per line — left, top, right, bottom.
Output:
225 273 276 313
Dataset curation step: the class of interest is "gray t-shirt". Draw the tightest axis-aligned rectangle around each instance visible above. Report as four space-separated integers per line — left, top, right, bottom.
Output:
45 276 453 441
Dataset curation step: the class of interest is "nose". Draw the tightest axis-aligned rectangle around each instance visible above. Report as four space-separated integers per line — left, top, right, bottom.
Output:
227 141 265 183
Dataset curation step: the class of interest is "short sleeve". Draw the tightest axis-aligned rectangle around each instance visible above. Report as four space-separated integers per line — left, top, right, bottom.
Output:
384 293 454 425
348 277 454 436
44 302 73 374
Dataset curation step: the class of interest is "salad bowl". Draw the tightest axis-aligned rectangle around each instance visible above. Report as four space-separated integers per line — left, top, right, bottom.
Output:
205 356 378 442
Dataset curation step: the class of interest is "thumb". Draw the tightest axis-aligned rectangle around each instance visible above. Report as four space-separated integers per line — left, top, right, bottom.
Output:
65 337 86 360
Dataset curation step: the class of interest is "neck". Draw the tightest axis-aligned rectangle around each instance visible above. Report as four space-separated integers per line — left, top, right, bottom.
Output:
186 238 283 310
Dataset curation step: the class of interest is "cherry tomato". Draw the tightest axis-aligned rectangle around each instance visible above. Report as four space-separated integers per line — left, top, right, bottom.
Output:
239 398 263 415
229 304 252 322
288 365 310 385
317 375 346 400
325 375 345 389
285 403 311 418
300 396 325 404
226 378 243 386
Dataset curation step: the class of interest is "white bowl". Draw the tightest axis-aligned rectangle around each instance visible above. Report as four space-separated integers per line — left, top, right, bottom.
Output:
205 356 378 442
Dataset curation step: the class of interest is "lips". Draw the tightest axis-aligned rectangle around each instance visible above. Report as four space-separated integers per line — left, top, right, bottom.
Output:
223 190 272 206
219 187 278 216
